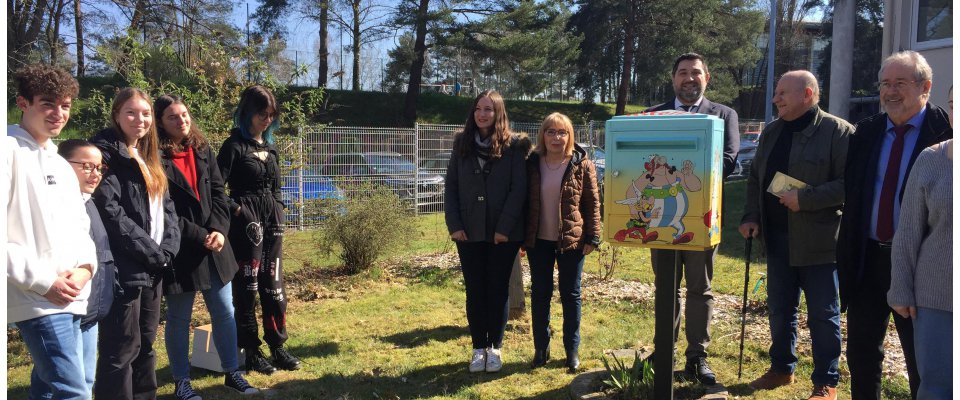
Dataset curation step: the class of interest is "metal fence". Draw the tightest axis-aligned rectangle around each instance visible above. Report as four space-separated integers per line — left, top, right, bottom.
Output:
279 121 605 230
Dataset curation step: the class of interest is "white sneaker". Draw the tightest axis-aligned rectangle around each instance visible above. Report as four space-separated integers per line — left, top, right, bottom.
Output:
485 347 503 372
469 348 486 372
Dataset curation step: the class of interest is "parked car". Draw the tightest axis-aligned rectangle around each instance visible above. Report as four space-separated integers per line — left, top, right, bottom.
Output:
280 166 346 224
322 152 445 202
420 151 452 175
731 133 760 178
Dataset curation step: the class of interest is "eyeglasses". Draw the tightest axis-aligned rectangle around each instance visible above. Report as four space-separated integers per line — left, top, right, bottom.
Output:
257 111 276 120
544 129 569 138
68 161 107 175
877 80 921 91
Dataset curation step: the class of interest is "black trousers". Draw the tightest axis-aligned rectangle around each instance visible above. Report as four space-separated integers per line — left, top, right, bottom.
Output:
229 195 288 350
94 283 162 400
846 241 920 400
456 241 521 349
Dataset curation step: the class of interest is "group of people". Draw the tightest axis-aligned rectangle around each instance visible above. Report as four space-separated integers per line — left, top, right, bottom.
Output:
5 48 952 400
443 89 602 375
7 64 301 400
738 50 951 400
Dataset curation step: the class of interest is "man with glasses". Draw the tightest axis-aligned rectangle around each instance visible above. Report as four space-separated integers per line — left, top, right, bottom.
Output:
643 52 740 385
5 64 98 399
838 50 952 400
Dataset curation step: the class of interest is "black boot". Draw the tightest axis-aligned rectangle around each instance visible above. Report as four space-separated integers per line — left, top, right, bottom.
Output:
271 346 302 371
685 357 717 385
531 348 550 368
244 348 277 375
565 349 580 373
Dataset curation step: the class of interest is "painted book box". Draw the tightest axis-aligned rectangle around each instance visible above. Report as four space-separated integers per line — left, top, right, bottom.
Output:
604 111 723 250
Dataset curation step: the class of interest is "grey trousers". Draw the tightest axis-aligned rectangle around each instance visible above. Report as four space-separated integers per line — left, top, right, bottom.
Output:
650 246 716 360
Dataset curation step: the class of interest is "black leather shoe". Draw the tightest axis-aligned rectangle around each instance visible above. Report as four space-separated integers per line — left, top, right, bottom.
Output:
565 350 580 373
271 346 302 371
685 357 716 385
244 348 277 375
531 348 550 368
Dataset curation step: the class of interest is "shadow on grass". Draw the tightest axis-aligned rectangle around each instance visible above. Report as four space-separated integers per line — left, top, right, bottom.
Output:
264 360 524 399
513 386 570 399
379 325 468 348
725 382 758 397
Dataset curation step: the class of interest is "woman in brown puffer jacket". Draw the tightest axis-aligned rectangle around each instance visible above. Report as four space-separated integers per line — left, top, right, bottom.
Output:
524 112 602 373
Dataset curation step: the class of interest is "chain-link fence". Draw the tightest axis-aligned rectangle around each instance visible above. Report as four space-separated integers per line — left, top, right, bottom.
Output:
279 121 606 230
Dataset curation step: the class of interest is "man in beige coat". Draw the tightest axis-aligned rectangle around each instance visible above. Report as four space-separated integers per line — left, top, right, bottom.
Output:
739 70 851 400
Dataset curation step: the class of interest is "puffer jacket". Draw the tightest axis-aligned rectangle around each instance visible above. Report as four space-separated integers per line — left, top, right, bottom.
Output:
444 132 532 242
81 198 117 329
524 143 602 252
91 128 181 290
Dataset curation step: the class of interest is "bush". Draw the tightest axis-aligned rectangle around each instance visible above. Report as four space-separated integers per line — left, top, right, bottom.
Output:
316 185 413 274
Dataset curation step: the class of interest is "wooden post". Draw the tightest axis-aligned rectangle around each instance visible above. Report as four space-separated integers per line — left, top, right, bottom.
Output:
654 251 678 399
508 253 525 319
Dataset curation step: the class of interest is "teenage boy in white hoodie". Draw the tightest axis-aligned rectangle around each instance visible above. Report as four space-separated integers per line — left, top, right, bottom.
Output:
5 63 98 400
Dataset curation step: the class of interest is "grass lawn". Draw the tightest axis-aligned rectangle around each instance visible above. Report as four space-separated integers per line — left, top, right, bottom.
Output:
6 181 912 399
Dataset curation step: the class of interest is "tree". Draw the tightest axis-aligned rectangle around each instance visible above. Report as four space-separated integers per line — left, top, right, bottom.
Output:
9 0 51 68
328 0 391 91
615 0 636 115
384 32 433 93
74 0 85 75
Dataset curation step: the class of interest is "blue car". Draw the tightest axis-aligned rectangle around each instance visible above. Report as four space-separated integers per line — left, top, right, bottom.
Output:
281 167 346 225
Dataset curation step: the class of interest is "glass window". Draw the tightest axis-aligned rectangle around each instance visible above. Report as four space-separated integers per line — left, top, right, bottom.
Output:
916 0 952 43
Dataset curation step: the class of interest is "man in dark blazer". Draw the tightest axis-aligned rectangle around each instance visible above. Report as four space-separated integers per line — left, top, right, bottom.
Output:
643 52 740 385
838 50 952 400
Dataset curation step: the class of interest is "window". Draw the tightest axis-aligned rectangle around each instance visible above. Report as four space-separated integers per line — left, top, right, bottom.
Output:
913 0 952 49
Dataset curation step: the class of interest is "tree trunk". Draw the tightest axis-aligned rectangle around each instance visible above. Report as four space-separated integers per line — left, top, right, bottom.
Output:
351 0 361 91
615 0 635 115
401 0 429 126
317 0 328 87
9 0 50 69
46 0 66 66
74 0 84 75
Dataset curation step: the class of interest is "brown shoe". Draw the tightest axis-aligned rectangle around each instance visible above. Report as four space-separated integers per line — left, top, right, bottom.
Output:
808 385 837 400
748 369 795 390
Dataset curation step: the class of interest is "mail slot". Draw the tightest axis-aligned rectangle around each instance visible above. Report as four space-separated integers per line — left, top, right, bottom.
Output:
604 111 724 250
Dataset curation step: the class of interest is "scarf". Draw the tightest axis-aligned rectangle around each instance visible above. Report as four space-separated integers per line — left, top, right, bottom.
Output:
474 132 493 167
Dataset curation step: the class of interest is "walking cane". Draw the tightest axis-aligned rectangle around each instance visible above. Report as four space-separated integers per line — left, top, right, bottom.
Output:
737 233 753 380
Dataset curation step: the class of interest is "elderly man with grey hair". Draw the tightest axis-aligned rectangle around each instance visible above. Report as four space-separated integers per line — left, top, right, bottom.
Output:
838 50 952 400
739 70 851 400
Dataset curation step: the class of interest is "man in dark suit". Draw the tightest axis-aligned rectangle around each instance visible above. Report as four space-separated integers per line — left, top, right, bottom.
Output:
838 50 952 400
644 52 739 385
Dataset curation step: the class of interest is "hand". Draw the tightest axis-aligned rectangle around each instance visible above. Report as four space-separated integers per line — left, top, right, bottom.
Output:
779 189 800 212
62 267 92 290
205 231 225 252
892 305 917 319
493 232 509 244
450 230 468 241
43 276 82 307
234 205 242 216
681 160 694 176
739 222 760 239
583 244 596 255
519 248 527 258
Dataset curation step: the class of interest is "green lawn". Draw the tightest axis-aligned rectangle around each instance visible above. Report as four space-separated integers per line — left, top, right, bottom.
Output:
6 181 911 399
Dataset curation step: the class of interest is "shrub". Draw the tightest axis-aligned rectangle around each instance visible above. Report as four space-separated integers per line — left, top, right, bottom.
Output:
601 351 655 399
315 185 413 274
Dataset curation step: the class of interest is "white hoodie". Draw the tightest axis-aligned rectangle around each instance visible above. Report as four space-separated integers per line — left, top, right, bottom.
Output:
5 125 97 323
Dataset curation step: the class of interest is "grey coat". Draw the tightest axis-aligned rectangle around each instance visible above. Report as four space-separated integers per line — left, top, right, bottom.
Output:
741 107 853 266
444 132 533 242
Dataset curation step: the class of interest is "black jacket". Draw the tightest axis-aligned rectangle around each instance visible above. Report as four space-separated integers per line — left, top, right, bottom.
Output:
81 199 117 329
444 132 532 242
161 145 239 295
645 98 741 179
837 103 952 311
216 128 285 211
91 129 181 289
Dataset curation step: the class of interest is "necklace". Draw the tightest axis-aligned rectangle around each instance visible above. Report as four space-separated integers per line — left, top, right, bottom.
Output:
544 156 567 171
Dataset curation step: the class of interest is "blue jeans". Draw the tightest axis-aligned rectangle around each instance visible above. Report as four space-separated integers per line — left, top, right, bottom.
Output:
914 307 952 399
527 239 584 354
765 230 841 386
165 264 239 380
80 324 97 394
17 313 90 400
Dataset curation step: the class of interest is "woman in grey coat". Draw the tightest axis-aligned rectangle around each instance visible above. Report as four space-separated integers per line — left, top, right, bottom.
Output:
444 89 531 373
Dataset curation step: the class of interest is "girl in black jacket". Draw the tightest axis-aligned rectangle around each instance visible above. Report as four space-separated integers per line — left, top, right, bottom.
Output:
444 89 530 373
155 95 258 399
217 85 300 374
91 87 181 400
